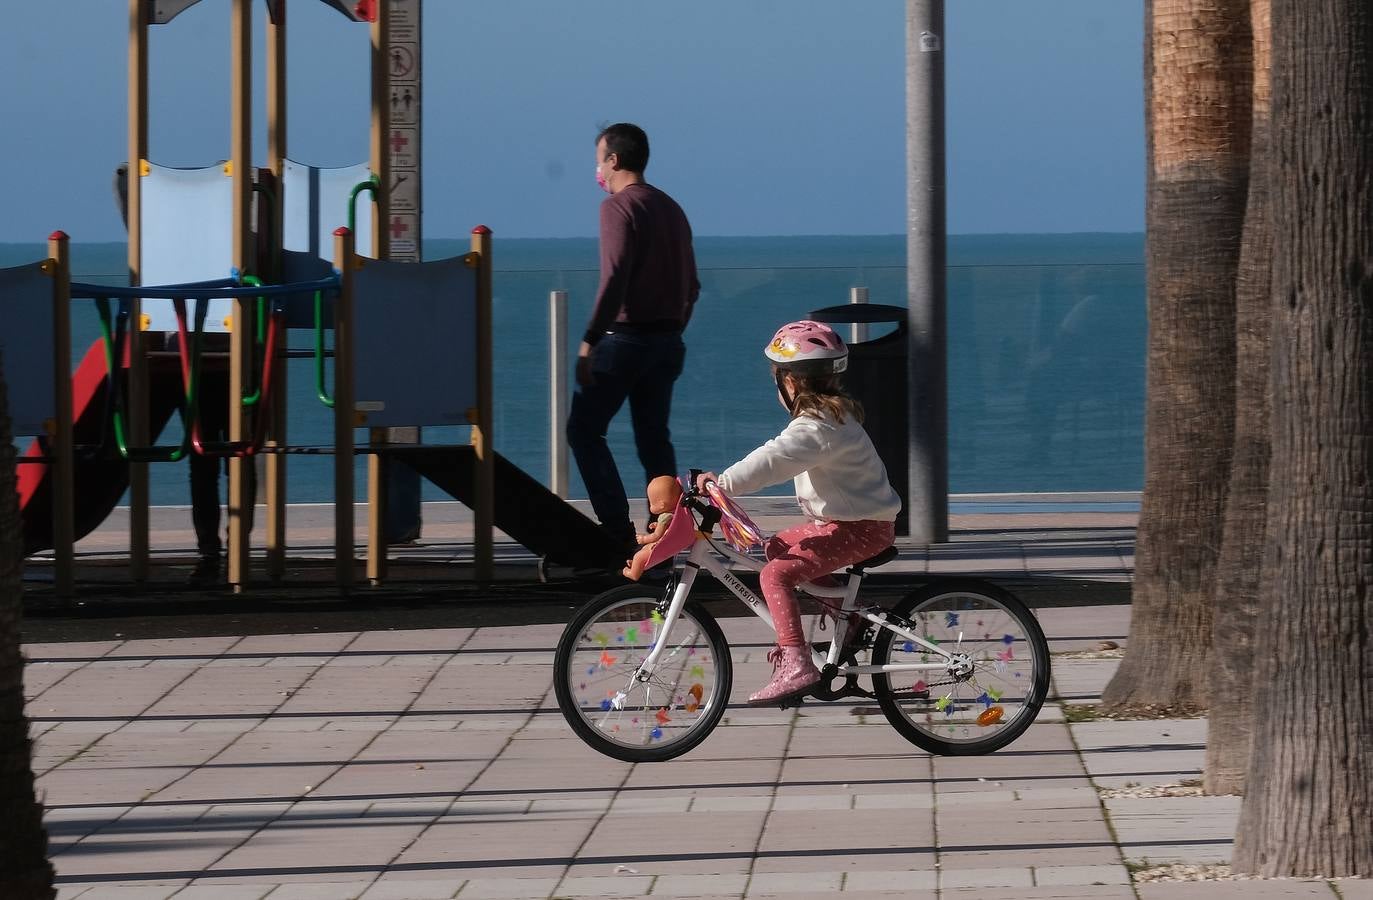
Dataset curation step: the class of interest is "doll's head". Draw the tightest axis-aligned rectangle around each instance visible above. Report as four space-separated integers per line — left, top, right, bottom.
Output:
646 475 683 514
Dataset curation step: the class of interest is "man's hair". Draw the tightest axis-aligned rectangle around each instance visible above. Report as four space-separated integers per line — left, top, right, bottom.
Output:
597 123 650 173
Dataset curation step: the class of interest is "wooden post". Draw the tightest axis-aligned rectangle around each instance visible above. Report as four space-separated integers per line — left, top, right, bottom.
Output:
471 226 493 582
333 228 356 590
228 0 254 591
48 232 75 599
365 0 392 584
265 0 288 581
127 0 150 582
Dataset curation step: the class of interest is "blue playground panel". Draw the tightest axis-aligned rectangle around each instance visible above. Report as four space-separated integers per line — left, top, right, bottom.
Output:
0 260 56 437
352 255 478 428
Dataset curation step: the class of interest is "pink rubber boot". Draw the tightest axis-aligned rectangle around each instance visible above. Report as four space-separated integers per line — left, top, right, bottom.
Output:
748 646 820 706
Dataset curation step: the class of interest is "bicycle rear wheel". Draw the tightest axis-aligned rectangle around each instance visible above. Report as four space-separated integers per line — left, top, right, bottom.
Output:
554 585 733 762
871 579 1050 755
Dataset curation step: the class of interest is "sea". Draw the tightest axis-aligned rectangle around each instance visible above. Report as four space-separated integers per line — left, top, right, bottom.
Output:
0 233 1145 507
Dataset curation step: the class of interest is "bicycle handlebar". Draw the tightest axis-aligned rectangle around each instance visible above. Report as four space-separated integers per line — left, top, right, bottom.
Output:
684 470 724 534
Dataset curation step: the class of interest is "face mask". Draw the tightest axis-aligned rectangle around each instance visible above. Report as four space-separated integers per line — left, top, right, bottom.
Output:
595 164 611 194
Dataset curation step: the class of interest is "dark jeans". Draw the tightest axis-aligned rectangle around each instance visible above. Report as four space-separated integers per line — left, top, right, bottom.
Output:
190 370 256 557
567 331 686 546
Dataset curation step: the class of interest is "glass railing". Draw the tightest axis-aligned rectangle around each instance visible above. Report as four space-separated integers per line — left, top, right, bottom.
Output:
39 260 1145 505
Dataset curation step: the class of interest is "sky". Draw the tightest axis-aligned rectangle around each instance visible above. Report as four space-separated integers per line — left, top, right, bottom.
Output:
0 1 1143 243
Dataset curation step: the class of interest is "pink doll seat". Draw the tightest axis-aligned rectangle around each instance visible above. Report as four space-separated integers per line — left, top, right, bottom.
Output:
641 491 698 569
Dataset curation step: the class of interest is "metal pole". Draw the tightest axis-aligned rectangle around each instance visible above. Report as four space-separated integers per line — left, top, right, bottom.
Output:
906 0 949 543
549 290 569 498
849 286 870 344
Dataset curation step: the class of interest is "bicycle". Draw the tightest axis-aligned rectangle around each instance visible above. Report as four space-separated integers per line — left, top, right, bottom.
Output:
554 473 1051 762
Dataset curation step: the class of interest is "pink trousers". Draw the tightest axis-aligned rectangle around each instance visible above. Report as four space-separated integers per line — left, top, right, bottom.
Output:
761 519 896 647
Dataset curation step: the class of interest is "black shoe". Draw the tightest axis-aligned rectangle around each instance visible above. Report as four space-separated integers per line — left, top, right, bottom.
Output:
188 555 221 587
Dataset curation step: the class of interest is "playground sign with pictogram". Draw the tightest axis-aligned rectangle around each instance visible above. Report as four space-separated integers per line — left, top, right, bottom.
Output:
387 0 421 261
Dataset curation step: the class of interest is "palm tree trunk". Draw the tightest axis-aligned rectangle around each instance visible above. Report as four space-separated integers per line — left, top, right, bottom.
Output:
1204 0 1272 796
1101 0 1253 715
0 351 56 897
1232 0 1373 876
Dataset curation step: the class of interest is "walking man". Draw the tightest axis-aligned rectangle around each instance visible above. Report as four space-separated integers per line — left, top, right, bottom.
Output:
568 123 700 556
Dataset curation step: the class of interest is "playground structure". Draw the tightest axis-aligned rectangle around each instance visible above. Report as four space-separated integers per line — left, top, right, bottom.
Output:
5 0 625 596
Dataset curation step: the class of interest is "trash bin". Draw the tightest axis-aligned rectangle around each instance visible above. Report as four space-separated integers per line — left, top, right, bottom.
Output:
807 304 908 535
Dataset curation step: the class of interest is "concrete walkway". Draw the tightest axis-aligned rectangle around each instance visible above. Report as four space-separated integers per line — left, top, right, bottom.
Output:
20 501 1369 898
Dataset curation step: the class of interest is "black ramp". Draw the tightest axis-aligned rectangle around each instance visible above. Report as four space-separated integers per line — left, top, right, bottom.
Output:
389 446 624 569
21 349 183 556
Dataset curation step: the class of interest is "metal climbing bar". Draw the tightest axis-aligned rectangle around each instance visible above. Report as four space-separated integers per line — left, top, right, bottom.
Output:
314 290 335 409
190 299 285 459
238 275 270 407
70 275 339 301
348 176 380 241
95 295 206 463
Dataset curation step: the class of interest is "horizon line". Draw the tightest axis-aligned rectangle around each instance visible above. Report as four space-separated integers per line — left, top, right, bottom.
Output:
1 230 1146 246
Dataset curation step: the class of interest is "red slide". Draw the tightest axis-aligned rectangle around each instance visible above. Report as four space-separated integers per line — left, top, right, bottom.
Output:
18 339 181 556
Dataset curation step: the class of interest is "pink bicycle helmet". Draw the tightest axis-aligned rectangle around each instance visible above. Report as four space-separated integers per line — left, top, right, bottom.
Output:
764 320 848 375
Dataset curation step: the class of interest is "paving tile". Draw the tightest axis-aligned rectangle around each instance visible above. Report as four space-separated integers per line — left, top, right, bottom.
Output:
754 808 935 875
167 886 278 899
450 876 560 898
651 873 750 895
357 879 464 899
1034 863 1131 885
71 886 189 900
265 884 376 898
389 817 590 880
1106 795 1239 865
554 874 657 897
1071 718 1207 788
840 869 938 892
940 866 1034 889
942 887 1134 899
607 795 692 815
570 812 767 877
745 870 843 893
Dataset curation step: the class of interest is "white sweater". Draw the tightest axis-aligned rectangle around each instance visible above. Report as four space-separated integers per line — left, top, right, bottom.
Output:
719 412 902 523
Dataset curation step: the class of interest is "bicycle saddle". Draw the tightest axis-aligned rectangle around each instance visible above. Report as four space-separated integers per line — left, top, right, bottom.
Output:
847 545 899 574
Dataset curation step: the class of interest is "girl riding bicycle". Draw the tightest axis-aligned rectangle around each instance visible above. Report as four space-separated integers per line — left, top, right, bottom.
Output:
698 320 901 706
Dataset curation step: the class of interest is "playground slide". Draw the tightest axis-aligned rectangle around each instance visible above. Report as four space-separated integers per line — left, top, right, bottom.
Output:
18 339 182 556
387 446 626 571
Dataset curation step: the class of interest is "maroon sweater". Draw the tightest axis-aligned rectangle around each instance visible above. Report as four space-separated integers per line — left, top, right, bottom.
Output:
584 182 700 346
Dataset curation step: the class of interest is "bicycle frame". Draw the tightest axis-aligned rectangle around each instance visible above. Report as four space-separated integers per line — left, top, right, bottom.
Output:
638 523 962 684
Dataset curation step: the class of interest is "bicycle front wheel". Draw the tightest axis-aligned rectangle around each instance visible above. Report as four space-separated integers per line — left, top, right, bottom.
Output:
554 585 733 763
871 579 1050 755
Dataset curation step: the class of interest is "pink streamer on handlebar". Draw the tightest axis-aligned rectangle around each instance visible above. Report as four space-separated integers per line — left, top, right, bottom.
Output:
705 481 764 552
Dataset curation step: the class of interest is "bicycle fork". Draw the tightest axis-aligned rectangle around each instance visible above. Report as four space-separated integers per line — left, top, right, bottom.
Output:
609 552 712 712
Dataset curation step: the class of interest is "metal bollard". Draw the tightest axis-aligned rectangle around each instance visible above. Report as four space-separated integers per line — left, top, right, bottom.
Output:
550 290 569 497
850 286 870 344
